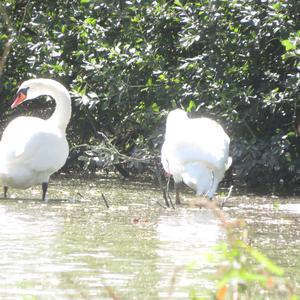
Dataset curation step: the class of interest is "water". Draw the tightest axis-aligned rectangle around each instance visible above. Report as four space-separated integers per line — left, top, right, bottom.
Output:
0 177 299 299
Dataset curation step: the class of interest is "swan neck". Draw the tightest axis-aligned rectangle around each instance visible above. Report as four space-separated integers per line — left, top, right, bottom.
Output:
48 87 71 131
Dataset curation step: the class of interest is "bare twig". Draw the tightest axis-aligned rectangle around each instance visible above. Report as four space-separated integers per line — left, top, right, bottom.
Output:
154 156 176 209
162 189 170 208
77 192 84 198
154 161 170 208
101 193 109 209
163 158 175 208
97 131 156 163
220 185 234 208
167 266 183 299
103 285 121 300
166 173 171 198
165 173 175 209
155 200 167 209
82 112 156 164
167 193 175 210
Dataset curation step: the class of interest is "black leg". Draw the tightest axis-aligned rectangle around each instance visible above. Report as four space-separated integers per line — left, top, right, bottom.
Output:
42 182 48 201
4 186 8 198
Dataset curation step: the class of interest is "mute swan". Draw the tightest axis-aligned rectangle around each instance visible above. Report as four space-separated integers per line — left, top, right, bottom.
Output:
161 109 231 204
0 78 71 200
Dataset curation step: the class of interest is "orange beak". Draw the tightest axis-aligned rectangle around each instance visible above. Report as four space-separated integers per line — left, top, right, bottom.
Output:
11 91 27 109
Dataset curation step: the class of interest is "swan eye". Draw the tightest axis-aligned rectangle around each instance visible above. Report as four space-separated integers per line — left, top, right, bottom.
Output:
11 87 29 109
18 87 29 95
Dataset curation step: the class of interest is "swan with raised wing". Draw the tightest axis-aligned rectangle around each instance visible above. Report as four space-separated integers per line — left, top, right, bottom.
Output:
0 78 71 200
161 108 231 204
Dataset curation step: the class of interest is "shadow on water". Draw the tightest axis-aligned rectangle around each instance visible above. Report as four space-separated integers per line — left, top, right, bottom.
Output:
0 176 299 299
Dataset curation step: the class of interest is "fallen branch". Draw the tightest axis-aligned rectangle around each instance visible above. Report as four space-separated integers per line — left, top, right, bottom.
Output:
101 193 109 209
77 192 84 198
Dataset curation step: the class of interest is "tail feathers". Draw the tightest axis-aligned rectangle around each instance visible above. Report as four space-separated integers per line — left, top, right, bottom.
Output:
225 156 232 170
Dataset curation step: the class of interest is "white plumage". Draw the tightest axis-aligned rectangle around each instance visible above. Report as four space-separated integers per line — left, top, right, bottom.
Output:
0 79 71 200
161 109 231 203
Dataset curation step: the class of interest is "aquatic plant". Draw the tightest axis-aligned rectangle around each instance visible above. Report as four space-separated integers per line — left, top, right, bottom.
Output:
189 200 298 300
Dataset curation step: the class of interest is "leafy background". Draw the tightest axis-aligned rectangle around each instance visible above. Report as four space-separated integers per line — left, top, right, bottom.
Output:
0 0 300 189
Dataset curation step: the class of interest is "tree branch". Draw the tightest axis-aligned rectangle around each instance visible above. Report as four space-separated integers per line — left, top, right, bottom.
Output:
0 0 31 76
0 2 13 76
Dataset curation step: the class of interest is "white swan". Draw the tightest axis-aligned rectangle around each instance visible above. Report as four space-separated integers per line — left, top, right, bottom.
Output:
0 78 71 200
161 109 231 204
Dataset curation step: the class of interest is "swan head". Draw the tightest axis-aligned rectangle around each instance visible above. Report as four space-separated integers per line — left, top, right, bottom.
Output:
11 79 63 109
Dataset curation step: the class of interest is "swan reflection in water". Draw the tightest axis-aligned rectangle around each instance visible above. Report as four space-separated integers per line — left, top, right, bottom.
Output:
155 208 223 298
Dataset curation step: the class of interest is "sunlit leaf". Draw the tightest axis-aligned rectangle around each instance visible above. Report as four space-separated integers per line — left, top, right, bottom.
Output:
151 102 160 112
281 39 297 51
187 100 196 112
174 0 183 7
146 78 153 87
84 17 97 25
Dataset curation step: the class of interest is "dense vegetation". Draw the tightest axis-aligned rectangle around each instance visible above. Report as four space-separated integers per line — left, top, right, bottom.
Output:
0 0 300 188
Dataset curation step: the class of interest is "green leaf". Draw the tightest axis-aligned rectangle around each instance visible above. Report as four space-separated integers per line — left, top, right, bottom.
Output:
174 0 183 7
84 17 97 25
151 102 160 112
146 78 153 87
187 100 196 112
272 2 281 10
281 39 296 51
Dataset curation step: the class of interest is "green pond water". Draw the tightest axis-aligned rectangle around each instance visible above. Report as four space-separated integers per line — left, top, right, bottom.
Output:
0 176 299 299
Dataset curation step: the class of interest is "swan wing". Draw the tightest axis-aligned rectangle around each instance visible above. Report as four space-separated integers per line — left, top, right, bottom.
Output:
12 131 68 172
0 117 44 161
0 117 68 173
164 118 230 171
